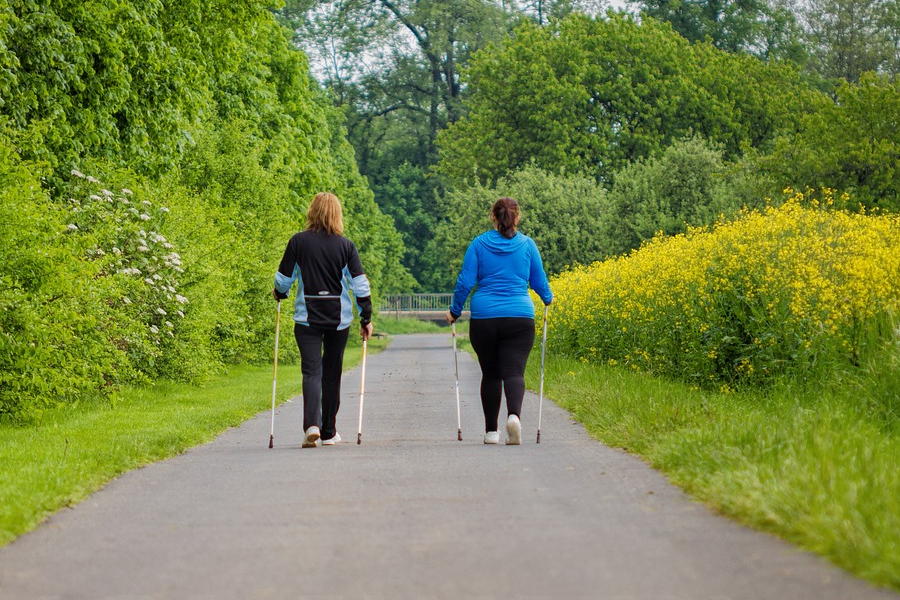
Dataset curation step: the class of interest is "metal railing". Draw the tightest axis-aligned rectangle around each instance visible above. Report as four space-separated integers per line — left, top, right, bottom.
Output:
378 293 469 316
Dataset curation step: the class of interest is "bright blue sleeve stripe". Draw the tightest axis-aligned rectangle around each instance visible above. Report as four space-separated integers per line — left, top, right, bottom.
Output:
350 274 370 298
274 266 296 294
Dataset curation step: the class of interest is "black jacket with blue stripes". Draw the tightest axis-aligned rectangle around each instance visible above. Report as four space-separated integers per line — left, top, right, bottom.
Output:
273 230 372 329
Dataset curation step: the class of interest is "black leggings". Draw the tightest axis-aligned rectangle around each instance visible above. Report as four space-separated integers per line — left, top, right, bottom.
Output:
294 324 349 439
469 317 536 432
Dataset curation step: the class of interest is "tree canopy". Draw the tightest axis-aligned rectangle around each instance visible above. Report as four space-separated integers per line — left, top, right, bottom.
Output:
629 0 807 61
754 74 900 211
434 165 611 279
437 13 827 187
0 0 410 416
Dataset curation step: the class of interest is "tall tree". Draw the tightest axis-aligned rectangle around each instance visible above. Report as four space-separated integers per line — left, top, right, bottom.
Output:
280 0 511 161
276 1 516 289
277 1 611 289
437 13 826 186
629 0 806 61
800 0 899 81
754 74 900 211
513 0 606 25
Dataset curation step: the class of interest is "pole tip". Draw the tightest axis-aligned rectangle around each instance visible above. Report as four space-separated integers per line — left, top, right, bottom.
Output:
536 430 541 444
268 434 274 449
458 429 462 441
357 433 362 445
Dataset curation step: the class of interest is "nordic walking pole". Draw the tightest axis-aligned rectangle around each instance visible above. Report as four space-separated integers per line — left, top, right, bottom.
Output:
357 335 368 445
536 304 549 444
268 300 282 449
452 322 462 441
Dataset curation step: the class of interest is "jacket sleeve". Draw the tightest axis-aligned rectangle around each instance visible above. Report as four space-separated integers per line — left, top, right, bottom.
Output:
450 240 478 318
346 242 372 325
528 239 553 305
273 238 299 299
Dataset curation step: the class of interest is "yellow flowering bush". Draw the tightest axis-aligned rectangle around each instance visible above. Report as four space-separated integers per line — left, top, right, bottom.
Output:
545 191 900 385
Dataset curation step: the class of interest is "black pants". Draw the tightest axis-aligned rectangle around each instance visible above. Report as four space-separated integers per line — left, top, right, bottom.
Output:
294 324 349 439
469 317 536 432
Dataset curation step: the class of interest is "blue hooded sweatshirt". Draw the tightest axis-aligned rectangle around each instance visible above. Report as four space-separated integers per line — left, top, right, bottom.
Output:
450 230 553 319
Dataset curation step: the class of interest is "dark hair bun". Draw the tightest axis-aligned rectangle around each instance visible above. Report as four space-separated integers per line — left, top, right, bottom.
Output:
492 197 519 239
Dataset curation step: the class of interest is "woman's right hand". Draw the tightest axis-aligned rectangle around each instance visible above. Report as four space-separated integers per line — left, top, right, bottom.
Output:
446 311 457 324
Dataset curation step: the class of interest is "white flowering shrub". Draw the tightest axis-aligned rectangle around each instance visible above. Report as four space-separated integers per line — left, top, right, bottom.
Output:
1 145 136 416
1 147 226 418
63 170 190 374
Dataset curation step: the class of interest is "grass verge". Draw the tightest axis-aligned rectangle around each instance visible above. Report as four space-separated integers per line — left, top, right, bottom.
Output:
525 354 899 591
376 316 469 335
0 338 386 547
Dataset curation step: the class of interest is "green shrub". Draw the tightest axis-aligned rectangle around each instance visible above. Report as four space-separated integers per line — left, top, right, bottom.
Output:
602 137 750 256
435 165 609 281
0 2 412 417
753 74 900 213
0 140 135 417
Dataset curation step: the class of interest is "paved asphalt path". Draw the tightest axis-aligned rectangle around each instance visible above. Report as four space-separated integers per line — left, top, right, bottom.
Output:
0 334 895 600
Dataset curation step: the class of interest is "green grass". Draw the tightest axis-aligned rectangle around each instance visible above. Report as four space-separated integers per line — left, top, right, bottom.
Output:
526 354 900 591
0 338 386 547
375 316 469 335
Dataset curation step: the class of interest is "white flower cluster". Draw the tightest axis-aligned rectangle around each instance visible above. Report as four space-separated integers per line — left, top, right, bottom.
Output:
70 168 187 346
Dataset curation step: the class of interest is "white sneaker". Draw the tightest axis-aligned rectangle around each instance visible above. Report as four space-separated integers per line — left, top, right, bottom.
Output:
322 432 341 446
302 426 320 448
484 431 500 445
506 414 522 445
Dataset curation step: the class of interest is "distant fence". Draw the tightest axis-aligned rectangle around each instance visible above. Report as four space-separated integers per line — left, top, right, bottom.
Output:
378 294 470 321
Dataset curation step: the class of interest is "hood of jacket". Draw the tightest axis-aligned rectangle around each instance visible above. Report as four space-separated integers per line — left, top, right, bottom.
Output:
476 230 529 255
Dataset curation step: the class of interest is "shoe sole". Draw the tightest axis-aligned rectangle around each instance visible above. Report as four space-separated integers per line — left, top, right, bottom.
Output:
302 431 321 448
322 438 339 446
506 418 521 445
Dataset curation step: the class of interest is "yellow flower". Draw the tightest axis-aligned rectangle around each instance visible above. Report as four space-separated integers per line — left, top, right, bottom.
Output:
540 189 900 385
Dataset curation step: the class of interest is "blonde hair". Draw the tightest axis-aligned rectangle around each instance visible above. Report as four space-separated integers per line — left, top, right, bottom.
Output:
306 192 344 235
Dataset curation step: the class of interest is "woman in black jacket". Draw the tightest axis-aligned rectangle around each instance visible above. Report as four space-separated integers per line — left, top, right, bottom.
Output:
273 192 374 448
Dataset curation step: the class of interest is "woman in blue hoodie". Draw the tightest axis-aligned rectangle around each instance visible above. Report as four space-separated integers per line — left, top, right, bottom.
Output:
447 197 553 445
